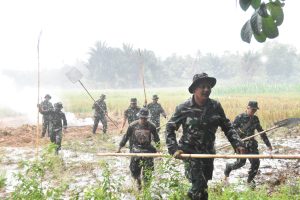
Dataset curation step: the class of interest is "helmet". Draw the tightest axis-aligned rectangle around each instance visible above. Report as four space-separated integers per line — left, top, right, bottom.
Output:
44 94 51 99
54 102 63 109
137 108 149 118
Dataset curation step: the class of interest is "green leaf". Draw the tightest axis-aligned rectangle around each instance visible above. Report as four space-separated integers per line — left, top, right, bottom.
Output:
262 16 279 39
240 0 251 11
250 12 262 35
241 20 253 43
254 32 266 43
257 3 269 17
267 2 284 26
251 0 261 9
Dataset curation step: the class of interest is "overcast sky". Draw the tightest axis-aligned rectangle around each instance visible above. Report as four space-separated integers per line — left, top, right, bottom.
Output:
0 0 299 71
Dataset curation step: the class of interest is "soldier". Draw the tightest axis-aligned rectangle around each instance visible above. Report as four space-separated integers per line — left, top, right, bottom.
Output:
165 73 246 200
224 101 273 188
92 94 107 134
120 98 141 133
38 94 54 138
49 102 67 154
147 94 167 133
117 108 160 190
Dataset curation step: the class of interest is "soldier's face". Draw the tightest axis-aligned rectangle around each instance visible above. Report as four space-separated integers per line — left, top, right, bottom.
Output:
153 99 158 103
194 82 211 100
45 97 50 102
247 107 257 116
131 102 137 108
139 117 147 125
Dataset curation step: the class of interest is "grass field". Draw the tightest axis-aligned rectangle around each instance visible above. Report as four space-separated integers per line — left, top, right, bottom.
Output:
60 83 300 129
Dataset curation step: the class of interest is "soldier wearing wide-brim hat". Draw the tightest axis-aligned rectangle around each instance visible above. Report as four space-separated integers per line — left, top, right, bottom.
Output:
165 73 245 200
120 98 141 133
38 94 54 137
117 107 160 190
224 101 272 188
147 94 167 132
92 94 108 134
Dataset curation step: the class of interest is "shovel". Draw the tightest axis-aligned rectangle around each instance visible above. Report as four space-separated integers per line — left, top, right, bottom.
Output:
65 67 119 128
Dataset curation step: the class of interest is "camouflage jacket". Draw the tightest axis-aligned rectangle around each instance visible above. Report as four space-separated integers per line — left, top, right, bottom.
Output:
165 97 244 155
233 113 271 148
124 106 141 124
50 110 67 132
119 120 160 153
92 99 107 117
39 100 54 120
147 102 166 126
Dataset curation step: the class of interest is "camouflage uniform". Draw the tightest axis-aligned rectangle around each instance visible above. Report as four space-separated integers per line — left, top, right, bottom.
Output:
119 112 160 186
92 97 107 134
39 98 54 137
166 97 244 200
124 106 141 125
224 112 272 183
49 103 67 153
147 101 166 131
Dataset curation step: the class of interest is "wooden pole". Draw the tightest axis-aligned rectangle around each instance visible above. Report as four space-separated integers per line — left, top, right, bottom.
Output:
216 125 279 151
36 30 42 158
96 153 300 159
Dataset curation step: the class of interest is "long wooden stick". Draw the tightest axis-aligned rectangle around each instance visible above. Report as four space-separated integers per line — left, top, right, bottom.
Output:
96 153 300 159
36 30 42 158
138 49 147 107
216 125 279 151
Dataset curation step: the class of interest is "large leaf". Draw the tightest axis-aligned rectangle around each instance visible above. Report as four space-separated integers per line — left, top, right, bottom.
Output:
251 0 261 9
267 2 284 26
241 20 253 43
257 3 269 17
262 16 279 39
254 32 266 43
250 12 262 35
239 0 251 11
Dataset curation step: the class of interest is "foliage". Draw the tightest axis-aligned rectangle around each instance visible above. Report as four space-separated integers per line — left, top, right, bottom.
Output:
10 144 68 200
240 0 285 43
0 172 6 190
83 160 122 200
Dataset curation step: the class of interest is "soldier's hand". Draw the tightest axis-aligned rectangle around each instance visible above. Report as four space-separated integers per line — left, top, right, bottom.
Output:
173 150 184 159
236 146 247 154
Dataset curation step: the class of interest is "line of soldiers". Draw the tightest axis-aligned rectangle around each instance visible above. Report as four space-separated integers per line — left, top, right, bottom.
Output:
38 94 67 154
115 73 273 200
38 73 273 200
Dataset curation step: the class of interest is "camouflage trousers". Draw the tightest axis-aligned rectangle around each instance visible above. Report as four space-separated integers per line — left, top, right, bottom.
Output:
225 145 260 183
130 156 154 186
184 158 214 200
49 126 63 152
42 117 51 137
93 116 107 134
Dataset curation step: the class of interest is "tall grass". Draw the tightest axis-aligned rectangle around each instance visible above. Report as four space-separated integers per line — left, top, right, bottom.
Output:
60 84 300 128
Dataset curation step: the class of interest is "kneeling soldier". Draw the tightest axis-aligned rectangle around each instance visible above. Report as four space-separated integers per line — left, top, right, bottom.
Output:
117 108 160 190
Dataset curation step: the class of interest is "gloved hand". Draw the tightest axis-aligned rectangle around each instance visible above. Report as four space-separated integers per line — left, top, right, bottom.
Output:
173 150 184 159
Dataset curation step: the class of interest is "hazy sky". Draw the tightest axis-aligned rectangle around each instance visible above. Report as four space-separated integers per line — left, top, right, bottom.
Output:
0 0 299 71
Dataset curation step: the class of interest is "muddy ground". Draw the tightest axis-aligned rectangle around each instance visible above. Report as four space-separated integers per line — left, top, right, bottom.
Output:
0 120 299 199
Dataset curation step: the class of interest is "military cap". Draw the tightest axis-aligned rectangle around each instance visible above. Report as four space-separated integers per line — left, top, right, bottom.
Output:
100 94 106 98
44 94 51 99
152 94 159 100
54 102 63 109
188 73 216 93
137 108 149 118
130 98 137 103
248 101 259 109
